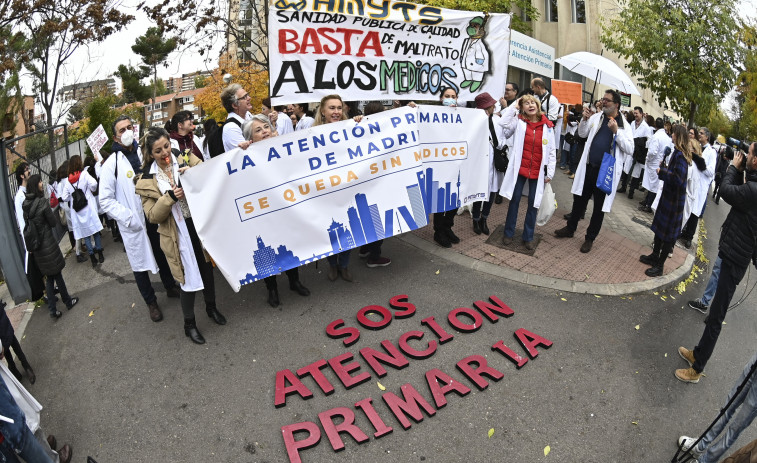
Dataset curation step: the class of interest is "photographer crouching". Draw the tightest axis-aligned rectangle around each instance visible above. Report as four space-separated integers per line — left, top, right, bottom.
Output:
676 141 757 384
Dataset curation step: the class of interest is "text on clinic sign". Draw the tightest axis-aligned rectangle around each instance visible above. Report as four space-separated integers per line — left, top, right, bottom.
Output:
509 30 555 76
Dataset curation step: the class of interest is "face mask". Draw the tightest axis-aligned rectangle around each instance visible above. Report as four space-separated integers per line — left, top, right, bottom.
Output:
120 130 134 147
442 98 457 107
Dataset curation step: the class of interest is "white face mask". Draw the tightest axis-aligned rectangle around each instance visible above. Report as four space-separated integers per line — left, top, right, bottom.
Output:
120 129 134 147
442 98 457 107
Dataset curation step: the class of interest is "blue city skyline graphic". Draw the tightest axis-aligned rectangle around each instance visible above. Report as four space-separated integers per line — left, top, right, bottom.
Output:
239 169 459 286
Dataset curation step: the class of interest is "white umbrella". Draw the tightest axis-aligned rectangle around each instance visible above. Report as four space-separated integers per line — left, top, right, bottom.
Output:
555 51 641 96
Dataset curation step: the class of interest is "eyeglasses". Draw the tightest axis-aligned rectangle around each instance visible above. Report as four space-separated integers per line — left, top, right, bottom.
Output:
601 98 615 103
239 93 250 100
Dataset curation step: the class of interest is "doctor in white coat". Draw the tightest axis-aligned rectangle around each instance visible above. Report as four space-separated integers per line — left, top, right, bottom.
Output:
555 90 634 253
678 127 717 248
99 115 180 322
499 95 557 249
640 118 673 210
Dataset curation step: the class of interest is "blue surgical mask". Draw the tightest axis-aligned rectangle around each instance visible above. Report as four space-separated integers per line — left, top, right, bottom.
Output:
442 98 457 107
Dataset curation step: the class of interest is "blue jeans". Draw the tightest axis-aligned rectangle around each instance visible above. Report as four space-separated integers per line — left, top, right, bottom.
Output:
560 149 569 168
696 350 757 463
504 175 538 242
83 231 102 254
327 250 351 268
701 256 722 307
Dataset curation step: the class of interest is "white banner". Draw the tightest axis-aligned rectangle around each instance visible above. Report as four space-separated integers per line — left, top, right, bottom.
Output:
86 124 108 157
268 1 511 105
509 30 555 77
181 106 488 291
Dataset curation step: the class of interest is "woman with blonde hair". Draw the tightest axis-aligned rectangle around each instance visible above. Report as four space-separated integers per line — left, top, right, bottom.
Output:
499 94 556 249
314 94 353 281
641 124 691 276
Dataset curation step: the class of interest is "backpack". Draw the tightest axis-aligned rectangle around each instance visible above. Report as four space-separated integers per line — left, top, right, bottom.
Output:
23 207 41 252
206 117 242 158
71 178 88 212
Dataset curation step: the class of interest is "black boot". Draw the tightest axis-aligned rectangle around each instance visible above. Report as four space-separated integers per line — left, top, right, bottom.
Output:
472 219 482 235
206 304 227 325
90 254 98 268
7 361 22 382
268 288 280 307
97 249 105 263
23 365 35 384
184 318 205 344
645 241 670 277
289 280 310 296
480 217 490 235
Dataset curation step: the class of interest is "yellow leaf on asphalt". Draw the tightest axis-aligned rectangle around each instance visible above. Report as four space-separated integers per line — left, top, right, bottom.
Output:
632 421 638 425
544 445 551 456
594 295 601 298
670 295 676 300
661 296 667 301
665 353 668 357
488 428 495 438
131 303 135 308
88 310 95 317
653 292 659 295
435 270 440 275
377 381 386 391
635 325 640 330
723 321 727 325
561 298 567 301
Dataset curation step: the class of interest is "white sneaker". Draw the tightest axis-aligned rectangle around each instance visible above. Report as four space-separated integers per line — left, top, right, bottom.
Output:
678 435 702 457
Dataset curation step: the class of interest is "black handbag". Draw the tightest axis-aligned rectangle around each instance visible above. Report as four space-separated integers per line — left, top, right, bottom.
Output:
489 117 508 173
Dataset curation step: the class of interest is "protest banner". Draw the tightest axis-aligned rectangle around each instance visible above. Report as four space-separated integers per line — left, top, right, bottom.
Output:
268 0 511 105
181 106 488 291
86 124 108 160
551 79 583 105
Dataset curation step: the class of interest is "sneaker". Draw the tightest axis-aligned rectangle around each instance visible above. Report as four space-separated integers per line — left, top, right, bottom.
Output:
358 247 370 258
678 435 702 456
688 299 708 314
569 173 575 179
678 346 695 367
367 257 391 268
675 367 702 383
66 297 79 310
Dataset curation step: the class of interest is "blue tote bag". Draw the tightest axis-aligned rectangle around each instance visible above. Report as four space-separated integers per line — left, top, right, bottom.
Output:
596 136 617 195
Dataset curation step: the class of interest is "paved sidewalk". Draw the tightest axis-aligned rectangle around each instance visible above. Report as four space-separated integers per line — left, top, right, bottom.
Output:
407 168 696 295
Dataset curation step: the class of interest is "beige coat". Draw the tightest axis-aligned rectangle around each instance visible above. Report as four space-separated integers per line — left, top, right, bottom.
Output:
135 153 208 285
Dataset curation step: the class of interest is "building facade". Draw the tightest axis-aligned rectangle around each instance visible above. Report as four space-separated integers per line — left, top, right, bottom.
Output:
2 96 36 169
58 78 118 104
145 88 206 128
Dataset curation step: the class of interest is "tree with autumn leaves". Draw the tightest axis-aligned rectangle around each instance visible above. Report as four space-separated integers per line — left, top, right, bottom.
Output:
195 56 270 122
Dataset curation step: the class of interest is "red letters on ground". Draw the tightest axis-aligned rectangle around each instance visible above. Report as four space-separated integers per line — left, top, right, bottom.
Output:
456 354 505 390
514 328 554 359
318 407 369 451
275 369 314 408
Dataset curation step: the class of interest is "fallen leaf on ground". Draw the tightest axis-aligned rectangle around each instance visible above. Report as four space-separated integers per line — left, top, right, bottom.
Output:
665 353 668 357
723 321 727 325
670 295 676 300
594 295 601 298
377 381 386 391
88 310 95 317
632 421 638 425
635 325 640 330
488 428 495 438
131 303 135 308
653 291 659 295
435 270 440 275
544 445 551 456
661 296 667 301
561 298 567 301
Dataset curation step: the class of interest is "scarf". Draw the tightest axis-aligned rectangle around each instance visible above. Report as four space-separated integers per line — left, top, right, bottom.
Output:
68 171 81 184
169 131 202 160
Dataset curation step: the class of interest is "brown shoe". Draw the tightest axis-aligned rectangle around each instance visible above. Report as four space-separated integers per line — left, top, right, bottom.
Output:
524 240 534 250
339 267 353 282
57 444 72 463
147 301 163 322
580 239 593 253
675 367 702 383
678 346 695 367
327 265 338 282
47 434 57 450
554 226 574 238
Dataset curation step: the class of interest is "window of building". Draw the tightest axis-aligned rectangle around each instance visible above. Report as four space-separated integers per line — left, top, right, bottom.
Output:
182 96 194 103
571 0 586 23
545 0 558 22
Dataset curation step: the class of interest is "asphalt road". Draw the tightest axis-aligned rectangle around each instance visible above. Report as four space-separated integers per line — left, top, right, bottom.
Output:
17 196 757 463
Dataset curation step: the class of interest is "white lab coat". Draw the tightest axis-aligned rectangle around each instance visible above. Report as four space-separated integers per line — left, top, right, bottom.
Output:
642 129 672 193
498 106 557 209
539 92 560 124
460 38 489 82
276 113 294 135
692 144 717 216
60 171 103 240
626 120 653 178
295 115 314 131
14 186 26 252
571 112 634 213
99 152 159 273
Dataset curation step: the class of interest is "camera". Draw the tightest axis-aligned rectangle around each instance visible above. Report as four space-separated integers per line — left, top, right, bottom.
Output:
726 137 752 153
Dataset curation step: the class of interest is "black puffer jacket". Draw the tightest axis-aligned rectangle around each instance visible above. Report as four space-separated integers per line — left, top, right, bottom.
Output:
719 165 757 268
22 192 66 276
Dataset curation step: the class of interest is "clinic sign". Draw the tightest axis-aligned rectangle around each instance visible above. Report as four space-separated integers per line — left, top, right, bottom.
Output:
509 30 554 76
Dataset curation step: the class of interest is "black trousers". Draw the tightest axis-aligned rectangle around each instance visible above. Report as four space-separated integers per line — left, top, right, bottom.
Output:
472 192 496 220
179 217 216 320
693 256 748 373
567 164 607 241
3 335 31 379
680 213 699 241
642 191 656 207
264 268 300 290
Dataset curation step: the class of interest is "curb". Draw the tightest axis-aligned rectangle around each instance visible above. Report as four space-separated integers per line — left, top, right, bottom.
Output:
399 233 696 296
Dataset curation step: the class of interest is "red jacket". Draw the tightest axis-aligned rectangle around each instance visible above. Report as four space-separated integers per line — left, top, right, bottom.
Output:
518 114 551 179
